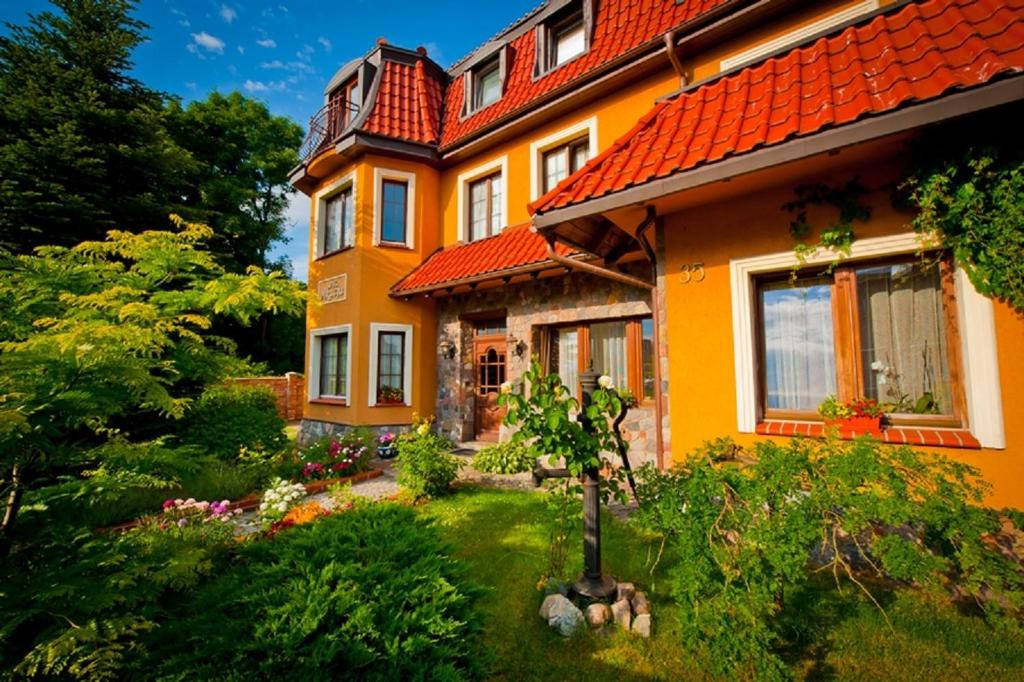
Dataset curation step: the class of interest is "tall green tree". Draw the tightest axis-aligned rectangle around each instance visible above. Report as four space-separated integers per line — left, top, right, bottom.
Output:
0 0 190 251
167 91 303 272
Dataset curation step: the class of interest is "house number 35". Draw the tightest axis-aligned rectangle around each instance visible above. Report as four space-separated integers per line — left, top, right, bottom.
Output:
679 262 705 284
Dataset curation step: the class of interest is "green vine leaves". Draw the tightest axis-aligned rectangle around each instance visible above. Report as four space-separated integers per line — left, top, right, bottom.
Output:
782 178 872 278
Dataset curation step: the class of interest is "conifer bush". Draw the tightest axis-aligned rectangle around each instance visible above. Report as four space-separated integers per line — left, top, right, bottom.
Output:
177 384 287 460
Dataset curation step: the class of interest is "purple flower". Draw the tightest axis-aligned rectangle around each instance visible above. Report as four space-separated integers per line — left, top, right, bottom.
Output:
177 518 188 527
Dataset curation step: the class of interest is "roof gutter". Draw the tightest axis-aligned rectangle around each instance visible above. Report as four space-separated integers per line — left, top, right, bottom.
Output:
532 77 1024 228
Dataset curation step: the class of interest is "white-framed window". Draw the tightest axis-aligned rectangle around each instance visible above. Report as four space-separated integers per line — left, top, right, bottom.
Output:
461 47 508 117
368 322 413 407
308 325 352 401
720 0 879 71
729 233 1005 448
372 167 416 248
473 59 501 110
314 172 356 258
456 155 508 242
529 116 598 200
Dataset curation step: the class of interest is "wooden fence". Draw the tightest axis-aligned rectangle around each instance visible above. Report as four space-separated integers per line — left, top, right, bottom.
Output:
227 372 304 421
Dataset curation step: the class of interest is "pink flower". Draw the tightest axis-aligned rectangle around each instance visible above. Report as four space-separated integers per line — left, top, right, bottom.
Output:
162 499 175 510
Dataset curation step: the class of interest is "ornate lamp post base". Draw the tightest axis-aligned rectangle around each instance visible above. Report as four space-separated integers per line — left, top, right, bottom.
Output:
573 572 617 600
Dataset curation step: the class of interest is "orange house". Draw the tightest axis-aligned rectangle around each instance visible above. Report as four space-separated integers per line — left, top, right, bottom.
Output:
290 0 1024 508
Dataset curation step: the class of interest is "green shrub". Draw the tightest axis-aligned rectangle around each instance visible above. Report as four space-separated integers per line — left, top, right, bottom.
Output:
472 441 537 474
395 424 460 499
633 436 1024 680
177 384 287 459
146 504 487 680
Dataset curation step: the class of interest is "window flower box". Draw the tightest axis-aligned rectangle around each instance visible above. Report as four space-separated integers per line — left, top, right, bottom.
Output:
819 396 885 437
376 386 404 405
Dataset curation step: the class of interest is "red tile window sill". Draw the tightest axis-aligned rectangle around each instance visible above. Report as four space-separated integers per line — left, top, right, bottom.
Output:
310 398 348 406
755 421 981 449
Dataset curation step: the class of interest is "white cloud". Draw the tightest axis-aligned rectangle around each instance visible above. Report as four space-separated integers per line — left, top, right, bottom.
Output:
287 60 314 74
243 79 288 93
317 36 332 52
236 45 245 54
296 44 315 61
189 31 225 54
260 60 286 69
256 38 277 48
184 81 198 90
423 42 446 67
219 4 237 23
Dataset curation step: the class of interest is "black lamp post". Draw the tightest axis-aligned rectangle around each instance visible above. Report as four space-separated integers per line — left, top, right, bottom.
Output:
573 367 617 599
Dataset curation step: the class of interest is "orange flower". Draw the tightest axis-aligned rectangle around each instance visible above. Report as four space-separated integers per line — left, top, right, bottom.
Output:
283 501 330 526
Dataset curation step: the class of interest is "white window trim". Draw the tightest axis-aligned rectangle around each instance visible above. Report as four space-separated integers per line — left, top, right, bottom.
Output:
720 0 879 71
313 171 357 257
456 155 508 242
372 167 416 249
729 233 1005 448
308 324 353 401
529 116 598 201
368 322 413 407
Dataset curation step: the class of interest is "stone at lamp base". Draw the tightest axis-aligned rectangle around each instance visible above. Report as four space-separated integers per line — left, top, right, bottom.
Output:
573 572 617 600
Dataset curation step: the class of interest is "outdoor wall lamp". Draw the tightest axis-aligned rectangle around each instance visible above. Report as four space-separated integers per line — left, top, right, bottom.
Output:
507 335 526 357
438 339 457 360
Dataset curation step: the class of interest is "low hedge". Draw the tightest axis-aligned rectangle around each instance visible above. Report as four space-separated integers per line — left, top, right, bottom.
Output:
177 384 287 460
146 504 487 680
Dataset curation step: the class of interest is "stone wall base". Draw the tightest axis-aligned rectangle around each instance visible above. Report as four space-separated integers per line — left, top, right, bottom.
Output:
298 418 411 446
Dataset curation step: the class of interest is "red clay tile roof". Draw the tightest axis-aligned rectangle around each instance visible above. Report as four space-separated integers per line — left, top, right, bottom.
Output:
363 57 443 145
391 223 575 294
440 0 733 148
529 0 1024 215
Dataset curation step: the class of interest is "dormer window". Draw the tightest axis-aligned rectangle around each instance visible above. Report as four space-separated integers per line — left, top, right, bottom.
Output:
328 77 360 139
550 14 585 68
473 59 502 110
534 0 594 77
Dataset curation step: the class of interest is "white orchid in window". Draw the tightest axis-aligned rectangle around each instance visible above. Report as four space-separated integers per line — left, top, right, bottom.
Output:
597 375 614 390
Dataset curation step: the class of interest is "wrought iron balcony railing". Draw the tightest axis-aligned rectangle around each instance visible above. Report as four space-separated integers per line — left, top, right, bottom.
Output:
299 99 361 162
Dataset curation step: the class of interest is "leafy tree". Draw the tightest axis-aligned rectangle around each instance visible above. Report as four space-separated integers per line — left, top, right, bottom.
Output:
0 0 190 252
0 216 305 556
166 91 303 272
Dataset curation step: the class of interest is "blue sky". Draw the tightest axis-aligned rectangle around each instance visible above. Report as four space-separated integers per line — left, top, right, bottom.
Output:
0 0 539 280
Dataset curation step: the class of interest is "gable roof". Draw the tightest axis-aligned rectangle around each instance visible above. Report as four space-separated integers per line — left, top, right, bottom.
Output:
529 0 1024 216
363 57 443 145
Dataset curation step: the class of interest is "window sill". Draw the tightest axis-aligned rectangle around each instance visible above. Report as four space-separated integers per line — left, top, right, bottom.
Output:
310 397 348 406
371 402 409 408
755 420 981 449
376 241 413 250
315 245 354 261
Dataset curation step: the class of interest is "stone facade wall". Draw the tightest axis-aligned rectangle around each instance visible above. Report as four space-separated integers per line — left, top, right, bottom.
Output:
435 262 668 468
227 372 305 421
298 418 412 446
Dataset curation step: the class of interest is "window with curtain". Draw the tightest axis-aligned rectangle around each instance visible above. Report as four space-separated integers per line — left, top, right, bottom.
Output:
468 172 502 241
856 262 952 415
756 256 962 423
380 179 407 244
547 317 654 401
473 60 501 110
760 278 836 412
322 187 353 256
318 333 348 398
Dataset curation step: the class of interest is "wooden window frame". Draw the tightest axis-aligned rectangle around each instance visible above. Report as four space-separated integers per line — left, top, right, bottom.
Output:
541 136 590 194
534 1 594 78
379 179 408 245
548 316 654 404
472 58 501 111
320 186 354 258
467 172 502 241
317 333 349 399
754 254 967 427
376 330 406 402
547 13 585 70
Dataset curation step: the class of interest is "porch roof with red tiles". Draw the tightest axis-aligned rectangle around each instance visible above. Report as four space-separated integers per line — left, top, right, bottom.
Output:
529 0 1024 216
390 223 575 295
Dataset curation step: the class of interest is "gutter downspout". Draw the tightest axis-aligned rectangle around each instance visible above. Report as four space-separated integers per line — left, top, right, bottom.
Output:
663 30 688 86
541 208 667 469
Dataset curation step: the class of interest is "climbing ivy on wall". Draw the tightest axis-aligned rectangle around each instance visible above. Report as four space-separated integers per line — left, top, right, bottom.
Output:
783 178 871 271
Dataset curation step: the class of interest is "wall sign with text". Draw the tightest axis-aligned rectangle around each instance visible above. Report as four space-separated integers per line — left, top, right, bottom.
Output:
318 274 348 303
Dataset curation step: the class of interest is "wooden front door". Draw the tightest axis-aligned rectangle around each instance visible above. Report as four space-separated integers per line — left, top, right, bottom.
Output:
474 337 507 441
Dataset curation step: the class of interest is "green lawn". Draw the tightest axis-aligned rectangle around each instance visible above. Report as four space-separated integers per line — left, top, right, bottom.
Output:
421 486 1024 681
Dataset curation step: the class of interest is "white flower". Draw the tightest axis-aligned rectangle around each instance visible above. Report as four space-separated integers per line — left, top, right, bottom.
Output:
276 502 287 513
598 375 614 390
877 375 887 385
259 503 267 511
500 381 513 395
871 360 885 371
